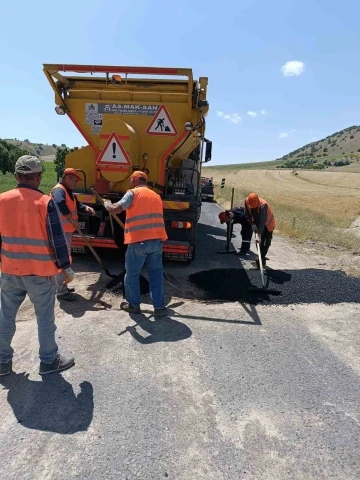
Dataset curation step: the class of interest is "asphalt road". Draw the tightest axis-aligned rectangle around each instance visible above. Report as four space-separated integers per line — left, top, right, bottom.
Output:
0 202 359 480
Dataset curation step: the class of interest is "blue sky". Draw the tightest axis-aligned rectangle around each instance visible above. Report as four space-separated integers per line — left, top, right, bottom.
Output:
1 0 359 165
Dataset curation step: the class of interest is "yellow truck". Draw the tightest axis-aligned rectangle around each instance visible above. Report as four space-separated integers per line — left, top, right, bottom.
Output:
43 64 211 261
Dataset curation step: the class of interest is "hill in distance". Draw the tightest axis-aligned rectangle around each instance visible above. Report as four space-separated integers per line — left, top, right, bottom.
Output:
207 125 360 172
3 138 64 161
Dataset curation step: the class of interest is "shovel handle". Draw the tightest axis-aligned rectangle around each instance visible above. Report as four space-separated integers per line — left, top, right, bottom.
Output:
255 234 266 289
90 187 125 229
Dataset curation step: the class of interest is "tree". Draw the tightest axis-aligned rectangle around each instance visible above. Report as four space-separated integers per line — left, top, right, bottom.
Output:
54 146 74 177
0 139 29 175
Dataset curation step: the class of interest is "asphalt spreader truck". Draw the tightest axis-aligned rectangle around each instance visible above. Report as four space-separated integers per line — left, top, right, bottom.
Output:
43 64 211 261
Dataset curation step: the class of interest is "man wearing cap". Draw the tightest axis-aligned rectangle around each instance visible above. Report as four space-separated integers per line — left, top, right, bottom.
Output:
245 193 275 267
51 168 95 301
0 155 75 376
104 171 168 318
218 206 253 255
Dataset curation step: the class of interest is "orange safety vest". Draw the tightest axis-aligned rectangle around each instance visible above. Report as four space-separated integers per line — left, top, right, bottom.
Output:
245 197 275 232
50 183 78 233
0 188 60 276
124 187 168 244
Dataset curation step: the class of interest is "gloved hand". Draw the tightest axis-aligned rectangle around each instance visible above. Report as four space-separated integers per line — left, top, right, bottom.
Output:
103 200 112 211
63 267 75 284
251 224 258 233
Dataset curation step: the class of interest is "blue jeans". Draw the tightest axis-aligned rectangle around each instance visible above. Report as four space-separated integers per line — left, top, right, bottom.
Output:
0 273 58 364
55 232 73 295
125 239 165 309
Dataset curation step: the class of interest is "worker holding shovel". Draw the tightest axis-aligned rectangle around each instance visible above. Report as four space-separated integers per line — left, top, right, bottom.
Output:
51 168 95 301
245 193 275 268
104 171 168 318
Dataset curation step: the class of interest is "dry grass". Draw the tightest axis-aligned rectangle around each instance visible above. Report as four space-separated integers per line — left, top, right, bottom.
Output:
205 168 360 252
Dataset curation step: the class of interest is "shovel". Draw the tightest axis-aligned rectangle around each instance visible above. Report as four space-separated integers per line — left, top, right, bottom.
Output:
248 234 282 295
90 187 150 294
69 217 117 279
218 187 237 254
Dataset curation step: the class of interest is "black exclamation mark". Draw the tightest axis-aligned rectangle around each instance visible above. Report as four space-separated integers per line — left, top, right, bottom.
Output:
112 142 116 159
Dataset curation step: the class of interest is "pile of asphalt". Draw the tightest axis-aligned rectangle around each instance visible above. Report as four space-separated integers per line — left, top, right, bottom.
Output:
188 268 360 305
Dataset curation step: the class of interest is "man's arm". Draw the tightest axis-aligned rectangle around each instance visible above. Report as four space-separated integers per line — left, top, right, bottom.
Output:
52 187 70 216
76 198 88 213
76 198 95 216
105 191 134 214
257 204 268 235
46 200 71 270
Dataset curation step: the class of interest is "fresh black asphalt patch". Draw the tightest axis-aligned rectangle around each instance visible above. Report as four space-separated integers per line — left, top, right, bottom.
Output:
188 268 360 305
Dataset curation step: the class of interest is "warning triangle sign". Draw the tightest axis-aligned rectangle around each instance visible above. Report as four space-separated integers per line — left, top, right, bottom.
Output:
96 132 132 167
146 105 177 136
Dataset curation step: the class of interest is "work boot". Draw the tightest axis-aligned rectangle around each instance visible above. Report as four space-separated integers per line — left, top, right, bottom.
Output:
67 287 75 293
0 360 12 376
237 249 249 256
154 308 168 318
39 354 75 375
120 301 141 314
57 292 76 302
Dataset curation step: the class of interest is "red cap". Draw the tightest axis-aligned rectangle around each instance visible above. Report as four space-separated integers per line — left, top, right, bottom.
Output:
130 170 148 181
218 212 229 224
63 168 83 180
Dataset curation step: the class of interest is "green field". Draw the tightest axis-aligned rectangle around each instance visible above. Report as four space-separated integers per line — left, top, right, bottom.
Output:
0 162 57 194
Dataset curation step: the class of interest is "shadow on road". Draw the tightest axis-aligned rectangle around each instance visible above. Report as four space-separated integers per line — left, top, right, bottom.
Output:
0 373 94 434
118 305 192 344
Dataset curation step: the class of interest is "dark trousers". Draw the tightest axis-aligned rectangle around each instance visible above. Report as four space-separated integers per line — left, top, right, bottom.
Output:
260 227 273 262
228 223 253 252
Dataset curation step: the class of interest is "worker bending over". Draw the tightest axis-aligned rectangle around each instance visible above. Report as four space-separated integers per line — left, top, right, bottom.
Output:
51 168 95 302
105 171 168 318
218 206 253 255
0 156 75 376
245 193 275 267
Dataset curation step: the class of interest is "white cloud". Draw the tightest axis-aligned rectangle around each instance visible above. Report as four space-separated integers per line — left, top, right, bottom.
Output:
260 110 267 116
230 114 242 124
278 129 296 139
281 61 305 77
217 111 242 124
247 111 257 117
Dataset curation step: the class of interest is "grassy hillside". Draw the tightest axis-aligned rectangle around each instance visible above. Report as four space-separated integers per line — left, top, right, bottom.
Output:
204 168 360 253
204 125 360 172
4 138 61 160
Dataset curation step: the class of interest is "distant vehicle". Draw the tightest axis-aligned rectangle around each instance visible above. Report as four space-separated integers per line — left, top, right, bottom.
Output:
201 178 214 202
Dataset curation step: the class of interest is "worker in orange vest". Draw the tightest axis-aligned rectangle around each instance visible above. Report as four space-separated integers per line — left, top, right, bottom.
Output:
245 192 275 268
51 168 95 301
104 171 168 317
0 156 75 376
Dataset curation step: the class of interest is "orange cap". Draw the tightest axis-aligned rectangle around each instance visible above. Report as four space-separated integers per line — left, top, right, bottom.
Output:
247 192 260 208
130 170 148 181
63 168 83 180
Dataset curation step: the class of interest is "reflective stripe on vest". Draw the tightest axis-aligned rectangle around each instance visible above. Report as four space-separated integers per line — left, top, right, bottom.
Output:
124 187 168 244
0 188 60 276
50 183 78 233
246 197 275 232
